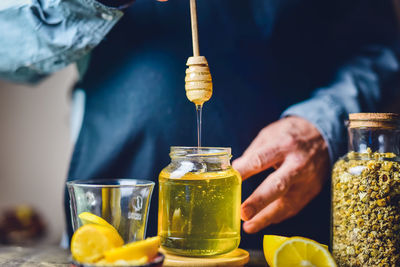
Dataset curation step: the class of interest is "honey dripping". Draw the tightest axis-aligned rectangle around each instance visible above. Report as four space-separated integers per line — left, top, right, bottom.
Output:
196 104 202 147
185 56 212 147
185 0 212 147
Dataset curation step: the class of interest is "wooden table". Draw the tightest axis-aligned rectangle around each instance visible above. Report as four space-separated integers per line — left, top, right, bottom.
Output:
0 246 267 267
0 246 70 266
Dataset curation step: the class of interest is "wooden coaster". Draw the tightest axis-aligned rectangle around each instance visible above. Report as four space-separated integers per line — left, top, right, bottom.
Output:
160 248 249 267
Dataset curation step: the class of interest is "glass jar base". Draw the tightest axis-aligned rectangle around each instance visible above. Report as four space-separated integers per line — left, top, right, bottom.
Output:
160 236 240 257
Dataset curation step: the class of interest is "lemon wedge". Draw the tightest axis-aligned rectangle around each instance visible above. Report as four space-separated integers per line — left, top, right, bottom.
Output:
79 212 116 230
104 236 160 263
71 224 124 263
263 235 289 265
264 235 336 267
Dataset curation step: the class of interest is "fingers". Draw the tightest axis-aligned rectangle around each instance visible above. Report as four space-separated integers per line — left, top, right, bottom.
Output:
240 161 293 221
233 143 282 180
242 198 293 234
242 180 321 234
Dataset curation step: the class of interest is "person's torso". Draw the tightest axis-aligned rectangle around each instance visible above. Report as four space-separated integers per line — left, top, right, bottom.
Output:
68 0 397 248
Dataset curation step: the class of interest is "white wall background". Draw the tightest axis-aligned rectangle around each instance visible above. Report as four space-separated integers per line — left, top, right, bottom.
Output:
0 65 77 244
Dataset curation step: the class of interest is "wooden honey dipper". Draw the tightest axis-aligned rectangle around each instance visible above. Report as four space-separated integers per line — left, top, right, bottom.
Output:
185 0 212 106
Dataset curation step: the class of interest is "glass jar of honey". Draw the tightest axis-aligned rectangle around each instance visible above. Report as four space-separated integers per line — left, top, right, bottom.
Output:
332 113 400 266
158 147 241 256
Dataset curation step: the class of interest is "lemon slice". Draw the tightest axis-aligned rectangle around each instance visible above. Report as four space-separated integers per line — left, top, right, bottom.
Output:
273 237 336 267
264 235 336 267
104 236 160 263
71 224 124 263
79 212 115 230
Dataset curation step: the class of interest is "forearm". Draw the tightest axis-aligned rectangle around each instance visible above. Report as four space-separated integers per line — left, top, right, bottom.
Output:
282 46 400 163
0 0 126 83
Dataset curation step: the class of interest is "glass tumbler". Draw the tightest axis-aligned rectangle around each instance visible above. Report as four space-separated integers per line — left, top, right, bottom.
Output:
67 179 155 243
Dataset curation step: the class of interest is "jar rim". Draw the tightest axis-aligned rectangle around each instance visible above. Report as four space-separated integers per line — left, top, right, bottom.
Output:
66 179 155 188
170 146 231 157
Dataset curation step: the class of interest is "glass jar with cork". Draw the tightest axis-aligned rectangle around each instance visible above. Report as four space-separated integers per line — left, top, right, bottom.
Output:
331 113 400 266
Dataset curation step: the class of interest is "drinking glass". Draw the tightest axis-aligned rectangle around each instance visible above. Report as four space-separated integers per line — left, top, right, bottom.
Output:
67 179 155 243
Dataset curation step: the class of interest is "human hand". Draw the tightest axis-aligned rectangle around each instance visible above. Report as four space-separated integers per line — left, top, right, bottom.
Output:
232 116 330 233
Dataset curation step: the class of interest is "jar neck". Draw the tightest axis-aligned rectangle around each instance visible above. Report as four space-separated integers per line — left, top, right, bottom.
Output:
169 147 232 171
348 127 400 154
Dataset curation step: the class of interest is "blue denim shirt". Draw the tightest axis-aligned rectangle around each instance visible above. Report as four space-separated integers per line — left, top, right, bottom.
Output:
1 0 399 247
1 0 399 163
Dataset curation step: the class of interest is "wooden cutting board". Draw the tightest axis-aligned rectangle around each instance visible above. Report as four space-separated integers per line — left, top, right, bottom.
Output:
161 248 250 267
0 245 263 266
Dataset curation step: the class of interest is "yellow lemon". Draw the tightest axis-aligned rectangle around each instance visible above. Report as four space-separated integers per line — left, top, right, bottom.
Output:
263 235 289 265
78 212 116 230
264 235 336 267
71 224 124 263
104 236 160 263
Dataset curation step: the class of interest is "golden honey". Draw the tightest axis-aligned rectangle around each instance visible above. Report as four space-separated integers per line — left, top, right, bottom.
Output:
158 147 241 256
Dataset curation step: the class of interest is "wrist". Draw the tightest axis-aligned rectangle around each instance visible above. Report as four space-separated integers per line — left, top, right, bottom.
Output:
282 116 328 149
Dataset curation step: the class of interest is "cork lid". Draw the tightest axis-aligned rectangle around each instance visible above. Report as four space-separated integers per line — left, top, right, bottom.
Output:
349 113 400 129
